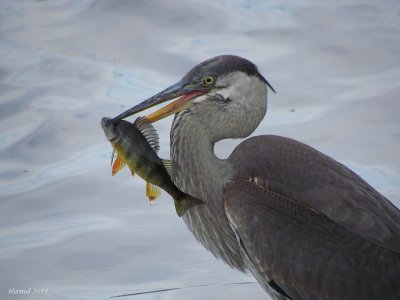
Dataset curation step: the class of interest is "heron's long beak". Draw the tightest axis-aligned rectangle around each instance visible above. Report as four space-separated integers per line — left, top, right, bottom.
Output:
111 81 206 124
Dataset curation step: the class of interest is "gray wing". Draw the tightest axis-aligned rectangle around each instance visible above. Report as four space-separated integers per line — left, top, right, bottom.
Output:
224 179 400 300
227 135 400 255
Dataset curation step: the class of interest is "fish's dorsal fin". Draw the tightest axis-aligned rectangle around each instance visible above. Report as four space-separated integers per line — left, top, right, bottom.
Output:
133 117 160 153
112 156 126 175
146 182 161 202
162 159 179 180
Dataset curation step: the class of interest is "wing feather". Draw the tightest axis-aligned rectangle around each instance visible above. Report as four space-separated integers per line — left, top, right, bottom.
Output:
224 179 400 300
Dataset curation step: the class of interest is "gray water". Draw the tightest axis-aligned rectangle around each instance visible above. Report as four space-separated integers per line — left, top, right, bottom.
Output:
1 1 399 299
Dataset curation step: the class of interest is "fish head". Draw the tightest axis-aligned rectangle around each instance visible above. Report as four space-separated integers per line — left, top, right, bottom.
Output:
102 117 139 146
101 117 119 146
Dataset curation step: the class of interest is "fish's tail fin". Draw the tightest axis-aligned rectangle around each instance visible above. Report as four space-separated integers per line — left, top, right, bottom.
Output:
174 194 204 217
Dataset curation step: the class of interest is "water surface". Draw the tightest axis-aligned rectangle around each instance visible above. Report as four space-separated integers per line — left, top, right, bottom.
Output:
1 1 399 299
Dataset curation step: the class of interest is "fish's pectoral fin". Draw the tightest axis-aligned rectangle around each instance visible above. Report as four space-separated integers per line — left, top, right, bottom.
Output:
162 160 179 180
134 117 160 153
129 168 135 178
110 148 116 166
112 156 126 176
146 182 161 202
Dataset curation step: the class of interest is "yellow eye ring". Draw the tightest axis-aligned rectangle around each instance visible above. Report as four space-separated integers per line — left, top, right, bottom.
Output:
203 76 215 85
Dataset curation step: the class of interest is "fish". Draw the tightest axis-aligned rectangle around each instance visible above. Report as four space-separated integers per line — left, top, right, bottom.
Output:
101 116 203 217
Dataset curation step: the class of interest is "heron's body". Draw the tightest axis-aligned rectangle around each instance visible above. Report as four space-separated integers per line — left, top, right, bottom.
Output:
111 55 400 299
173 129 400 299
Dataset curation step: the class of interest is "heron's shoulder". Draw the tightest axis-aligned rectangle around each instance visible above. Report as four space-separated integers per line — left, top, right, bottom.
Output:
228 134 333 169
229 134 324 154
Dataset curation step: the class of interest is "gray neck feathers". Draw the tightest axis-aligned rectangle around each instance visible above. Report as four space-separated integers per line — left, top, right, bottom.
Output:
170 112 245 271
170 110 229 201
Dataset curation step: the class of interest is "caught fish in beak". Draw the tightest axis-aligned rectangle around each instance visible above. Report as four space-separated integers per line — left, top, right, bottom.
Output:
100 116 204 216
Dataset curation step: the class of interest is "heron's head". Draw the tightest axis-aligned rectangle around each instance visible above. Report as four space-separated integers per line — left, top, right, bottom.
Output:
111 55 275 141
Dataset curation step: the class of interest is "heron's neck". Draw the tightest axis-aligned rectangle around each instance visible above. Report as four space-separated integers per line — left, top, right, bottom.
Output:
170 114 245 271
170 116 231 201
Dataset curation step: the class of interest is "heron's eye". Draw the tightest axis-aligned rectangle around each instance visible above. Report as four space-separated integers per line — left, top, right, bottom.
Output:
203 76 215 86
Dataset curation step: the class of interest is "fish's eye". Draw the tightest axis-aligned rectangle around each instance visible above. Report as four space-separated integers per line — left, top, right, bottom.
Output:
203 75 215 86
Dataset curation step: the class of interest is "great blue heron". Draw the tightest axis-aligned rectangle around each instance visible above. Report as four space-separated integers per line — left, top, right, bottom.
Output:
110 55 400 300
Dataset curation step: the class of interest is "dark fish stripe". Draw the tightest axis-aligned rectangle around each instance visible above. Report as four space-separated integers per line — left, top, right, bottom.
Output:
135 158 143 173
147 166 163 184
